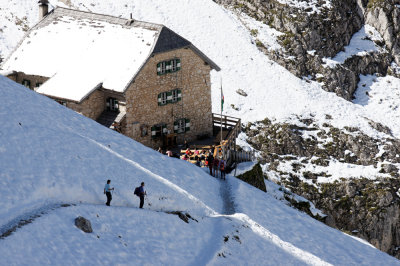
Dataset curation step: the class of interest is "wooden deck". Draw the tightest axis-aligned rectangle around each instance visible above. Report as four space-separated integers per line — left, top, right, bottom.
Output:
178 113 254 168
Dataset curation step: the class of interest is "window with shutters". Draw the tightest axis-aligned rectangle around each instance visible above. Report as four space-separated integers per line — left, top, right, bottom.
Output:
174 118 190 134
151 124 167 139
157 59 181 75
158 92 168 106
158 90 181 106
106 97 119 111
22 79 31 89
171 89 181 103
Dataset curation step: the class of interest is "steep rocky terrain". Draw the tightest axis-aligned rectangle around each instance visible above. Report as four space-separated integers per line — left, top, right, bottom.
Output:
214 0 400 259
216 0 400 100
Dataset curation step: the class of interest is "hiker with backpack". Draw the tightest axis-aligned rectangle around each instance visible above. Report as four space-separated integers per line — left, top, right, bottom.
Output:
134 182 147 209
104 180 114 206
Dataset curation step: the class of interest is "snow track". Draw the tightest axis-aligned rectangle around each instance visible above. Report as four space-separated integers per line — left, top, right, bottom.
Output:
81 134 333 266
0 203 73 239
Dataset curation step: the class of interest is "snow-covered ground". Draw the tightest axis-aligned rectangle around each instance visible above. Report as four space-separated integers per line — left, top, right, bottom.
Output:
0 75 399 265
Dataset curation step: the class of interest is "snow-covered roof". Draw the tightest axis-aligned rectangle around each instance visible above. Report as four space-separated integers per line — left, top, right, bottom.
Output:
2 7 220 102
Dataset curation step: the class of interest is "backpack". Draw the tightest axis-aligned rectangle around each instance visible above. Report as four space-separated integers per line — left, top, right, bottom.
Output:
134 187 141 197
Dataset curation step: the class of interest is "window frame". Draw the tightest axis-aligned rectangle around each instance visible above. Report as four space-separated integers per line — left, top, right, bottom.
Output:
174 118 190 134
171 89 179 103
157 58 181 75
177 118 185 134
22 79 31 89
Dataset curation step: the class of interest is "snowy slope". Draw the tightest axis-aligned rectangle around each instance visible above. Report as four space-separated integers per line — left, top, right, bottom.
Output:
0 75 399 264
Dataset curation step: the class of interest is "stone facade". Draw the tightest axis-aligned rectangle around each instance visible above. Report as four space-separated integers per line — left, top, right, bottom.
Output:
9 72 49 91
124 48 213 148
66 89 105 120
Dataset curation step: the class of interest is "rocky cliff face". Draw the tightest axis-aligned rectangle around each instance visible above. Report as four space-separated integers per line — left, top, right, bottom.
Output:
365 0 400 65
215 0 400 100
244 118 400 258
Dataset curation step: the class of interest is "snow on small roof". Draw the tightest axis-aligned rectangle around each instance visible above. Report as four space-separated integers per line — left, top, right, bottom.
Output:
3 8 160 102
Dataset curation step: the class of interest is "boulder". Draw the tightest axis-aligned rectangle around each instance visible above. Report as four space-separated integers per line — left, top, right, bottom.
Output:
75 216 93 233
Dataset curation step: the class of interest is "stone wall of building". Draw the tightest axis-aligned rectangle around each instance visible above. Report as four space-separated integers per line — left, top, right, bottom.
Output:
67 89 105 120
124 48 213 148
10 72 49 90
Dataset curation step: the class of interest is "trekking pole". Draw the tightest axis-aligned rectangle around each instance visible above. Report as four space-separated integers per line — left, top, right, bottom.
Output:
146 194 152 207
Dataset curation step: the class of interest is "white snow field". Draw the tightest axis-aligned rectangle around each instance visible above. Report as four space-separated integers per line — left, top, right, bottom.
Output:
0 75 399 264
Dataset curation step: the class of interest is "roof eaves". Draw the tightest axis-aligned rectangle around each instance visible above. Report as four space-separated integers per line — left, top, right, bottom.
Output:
188 44 221 71
78 82 103 103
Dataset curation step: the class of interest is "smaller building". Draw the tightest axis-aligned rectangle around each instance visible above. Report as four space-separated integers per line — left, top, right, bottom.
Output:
1 4 220 148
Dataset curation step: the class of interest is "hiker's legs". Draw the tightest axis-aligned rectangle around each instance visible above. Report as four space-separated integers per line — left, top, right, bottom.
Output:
140 195 144 208
106 192 112 206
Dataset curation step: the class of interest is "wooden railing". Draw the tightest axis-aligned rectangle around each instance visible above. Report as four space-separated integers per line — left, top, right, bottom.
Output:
212 113 254 167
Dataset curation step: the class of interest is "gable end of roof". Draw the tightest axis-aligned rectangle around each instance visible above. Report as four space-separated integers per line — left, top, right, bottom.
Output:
151 26 220 71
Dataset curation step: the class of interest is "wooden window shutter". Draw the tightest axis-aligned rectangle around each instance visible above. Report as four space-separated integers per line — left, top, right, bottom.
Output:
176 59 181 71
185 118 191 132
167 91 172 103
166 60 172 73
177 89 182 101
157 93 162 106
157 62 161 75
151 126 157 138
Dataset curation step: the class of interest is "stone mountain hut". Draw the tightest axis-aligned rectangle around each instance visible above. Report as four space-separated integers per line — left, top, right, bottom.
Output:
1 3 220 148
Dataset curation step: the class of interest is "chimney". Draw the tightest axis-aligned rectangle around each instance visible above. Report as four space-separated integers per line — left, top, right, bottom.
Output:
38 0 49 20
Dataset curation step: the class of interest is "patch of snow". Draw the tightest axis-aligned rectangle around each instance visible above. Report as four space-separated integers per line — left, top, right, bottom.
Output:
276 0 332 14
353 74 400 136
234 11 283 51
235 161 256 176
322 25 382 68
307 50 316 56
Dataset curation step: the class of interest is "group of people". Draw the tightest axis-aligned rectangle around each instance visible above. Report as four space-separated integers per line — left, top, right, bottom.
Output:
104 180 147 208
181 147 226 180
157 144 227 180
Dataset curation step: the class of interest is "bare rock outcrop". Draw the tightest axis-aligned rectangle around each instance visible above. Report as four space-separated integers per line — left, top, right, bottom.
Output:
75 216 93 233
215 0 398 100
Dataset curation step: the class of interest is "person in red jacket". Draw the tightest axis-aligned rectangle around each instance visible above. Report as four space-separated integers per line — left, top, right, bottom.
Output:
213 157 219 178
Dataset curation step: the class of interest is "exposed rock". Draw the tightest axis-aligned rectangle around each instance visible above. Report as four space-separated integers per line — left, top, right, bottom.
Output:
245 118 400 167
365 0 400 65
236 163 267 192
244 118 400 258
166 211 198 223
75 216 93 233
216 0 398 101
287 178 400 259
236 88 248 97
